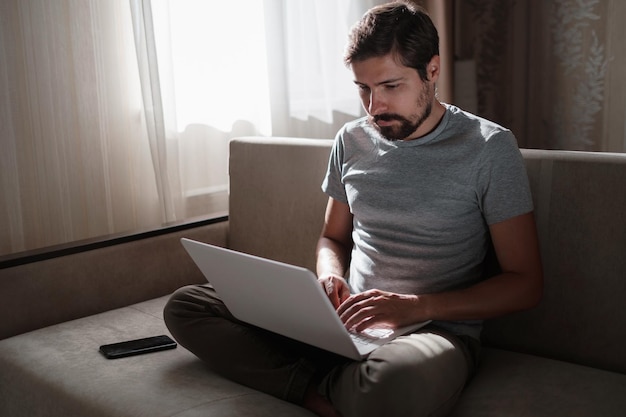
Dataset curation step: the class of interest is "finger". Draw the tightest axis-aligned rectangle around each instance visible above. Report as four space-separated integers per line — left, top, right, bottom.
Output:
325 279 345 309
331 278 351 305
329 291 341 309
340 300 377 329
337 290 375 316
345 307 382 332
336 295 356 316
353 315 380 333
339 286 351 304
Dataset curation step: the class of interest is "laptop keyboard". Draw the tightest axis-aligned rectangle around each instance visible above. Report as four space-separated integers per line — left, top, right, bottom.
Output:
349 328 394 345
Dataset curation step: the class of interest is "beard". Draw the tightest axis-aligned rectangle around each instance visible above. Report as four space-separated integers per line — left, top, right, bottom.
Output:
371 83 434 141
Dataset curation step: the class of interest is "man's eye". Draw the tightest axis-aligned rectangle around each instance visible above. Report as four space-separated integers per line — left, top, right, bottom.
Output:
385 84 398 90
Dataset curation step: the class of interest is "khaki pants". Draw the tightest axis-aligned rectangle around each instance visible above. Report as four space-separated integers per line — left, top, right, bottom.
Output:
164 284 479 417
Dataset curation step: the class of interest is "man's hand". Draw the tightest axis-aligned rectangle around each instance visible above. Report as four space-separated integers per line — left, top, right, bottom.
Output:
318 274 351 309
337 289 424 332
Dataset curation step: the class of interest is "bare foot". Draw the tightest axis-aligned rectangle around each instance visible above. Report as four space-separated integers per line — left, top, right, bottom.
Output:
303 383 342 417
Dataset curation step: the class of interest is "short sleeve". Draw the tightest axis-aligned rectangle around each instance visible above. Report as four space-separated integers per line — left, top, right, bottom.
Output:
474 131 534 225
321 134 349 204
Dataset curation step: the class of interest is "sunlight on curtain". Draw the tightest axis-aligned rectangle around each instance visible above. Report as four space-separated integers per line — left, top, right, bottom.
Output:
1 0 374 256
281 1 362 123
162 0 272 134
144 0 275 221
0 0 161 256
145 0 370 220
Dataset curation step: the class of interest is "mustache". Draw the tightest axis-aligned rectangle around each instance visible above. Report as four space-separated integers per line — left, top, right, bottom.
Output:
372 113 407 123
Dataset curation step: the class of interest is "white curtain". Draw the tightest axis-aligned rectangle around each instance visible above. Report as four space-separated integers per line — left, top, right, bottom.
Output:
1 0 162 256
1 0 379 256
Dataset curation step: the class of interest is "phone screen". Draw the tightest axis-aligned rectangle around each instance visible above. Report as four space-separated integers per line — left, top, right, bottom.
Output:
99 335 177 359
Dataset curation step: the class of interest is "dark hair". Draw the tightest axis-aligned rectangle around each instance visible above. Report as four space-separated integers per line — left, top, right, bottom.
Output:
344 2 439 81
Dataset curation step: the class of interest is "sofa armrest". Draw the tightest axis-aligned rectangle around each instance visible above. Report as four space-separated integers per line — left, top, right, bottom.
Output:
0 221 228 340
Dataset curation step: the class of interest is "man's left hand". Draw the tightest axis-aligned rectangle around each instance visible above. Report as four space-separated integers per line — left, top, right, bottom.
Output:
337 289 425 332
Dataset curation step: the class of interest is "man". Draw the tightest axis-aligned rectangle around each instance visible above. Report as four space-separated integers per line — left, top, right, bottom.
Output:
164 2 543 416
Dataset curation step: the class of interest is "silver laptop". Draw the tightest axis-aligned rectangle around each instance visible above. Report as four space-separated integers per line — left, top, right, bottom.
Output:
181 238 431 360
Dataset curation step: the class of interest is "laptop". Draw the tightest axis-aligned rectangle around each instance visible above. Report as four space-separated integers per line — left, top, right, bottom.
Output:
181 238 431 360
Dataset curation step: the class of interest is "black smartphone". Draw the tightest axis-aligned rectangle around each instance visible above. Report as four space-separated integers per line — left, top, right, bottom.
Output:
99 335 177 359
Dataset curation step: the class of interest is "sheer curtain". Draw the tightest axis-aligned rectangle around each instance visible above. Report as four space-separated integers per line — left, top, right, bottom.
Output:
1 0 379 256
1 0 162 256
131 0 376 220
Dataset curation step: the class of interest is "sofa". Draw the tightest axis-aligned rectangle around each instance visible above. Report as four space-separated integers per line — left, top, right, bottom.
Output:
1 136 625 417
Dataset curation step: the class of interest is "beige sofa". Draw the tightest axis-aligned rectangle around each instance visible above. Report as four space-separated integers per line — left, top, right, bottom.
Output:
1 137 625 416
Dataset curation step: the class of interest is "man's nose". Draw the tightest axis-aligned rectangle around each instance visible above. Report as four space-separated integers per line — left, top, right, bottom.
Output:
368 91 386 115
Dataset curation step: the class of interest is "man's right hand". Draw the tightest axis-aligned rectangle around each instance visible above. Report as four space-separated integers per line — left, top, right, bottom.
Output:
318 274 351 309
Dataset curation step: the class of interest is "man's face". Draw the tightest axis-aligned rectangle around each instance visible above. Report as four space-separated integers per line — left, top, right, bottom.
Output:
351 54 438 141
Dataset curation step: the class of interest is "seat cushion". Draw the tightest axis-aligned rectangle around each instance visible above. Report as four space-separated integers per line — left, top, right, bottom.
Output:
0 296 312 417
4 295 625 417
450 347 626 417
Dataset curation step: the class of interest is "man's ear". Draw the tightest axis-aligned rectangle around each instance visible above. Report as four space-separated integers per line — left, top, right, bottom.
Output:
426 55 440 82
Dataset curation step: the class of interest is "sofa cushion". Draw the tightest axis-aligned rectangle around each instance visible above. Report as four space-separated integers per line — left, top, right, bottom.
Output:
483 150 626 374
0 296 312 417
5 295 625 417
450 347 626 417
228 137 333 272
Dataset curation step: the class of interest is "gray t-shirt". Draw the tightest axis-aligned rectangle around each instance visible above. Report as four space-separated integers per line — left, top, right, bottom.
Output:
321 105 533 339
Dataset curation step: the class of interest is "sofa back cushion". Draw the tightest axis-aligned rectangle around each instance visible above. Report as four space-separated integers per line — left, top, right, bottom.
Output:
228 137 333 272
228 137 626 374
483 149 626 374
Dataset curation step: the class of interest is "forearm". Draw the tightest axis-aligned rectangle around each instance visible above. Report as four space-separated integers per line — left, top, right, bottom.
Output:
317 197 353 279
420 270 543 322
338 270 542 332
316 236 350 279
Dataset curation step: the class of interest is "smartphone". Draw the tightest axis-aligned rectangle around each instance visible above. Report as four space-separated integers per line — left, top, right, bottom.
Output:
99 335 177 359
